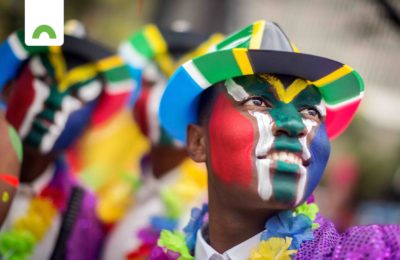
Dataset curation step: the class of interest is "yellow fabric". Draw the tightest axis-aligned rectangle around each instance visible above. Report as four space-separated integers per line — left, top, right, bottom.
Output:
312 65 353 88
97 55 124 72
58 64 98 92
249 21 265 49
233 48 254 75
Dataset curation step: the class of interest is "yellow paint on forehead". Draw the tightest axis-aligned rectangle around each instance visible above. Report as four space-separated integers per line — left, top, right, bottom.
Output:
259 74 310 104
58 64 98 92
49 46 67 84
48 47 99 92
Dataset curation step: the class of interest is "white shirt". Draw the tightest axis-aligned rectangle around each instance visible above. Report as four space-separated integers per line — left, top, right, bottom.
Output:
195 226 262 260
0 164 62 260
103 166 204 260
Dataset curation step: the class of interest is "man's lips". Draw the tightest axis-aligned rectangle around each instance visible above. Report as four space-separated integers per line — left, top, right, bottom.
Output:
257 150 310 167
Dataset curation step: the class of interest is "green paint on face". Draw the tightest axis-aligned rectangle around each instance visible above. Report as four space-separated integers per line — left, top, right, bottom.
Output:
274 136 302 152
8 125 23 162
232 74 323 204
273 161 298 203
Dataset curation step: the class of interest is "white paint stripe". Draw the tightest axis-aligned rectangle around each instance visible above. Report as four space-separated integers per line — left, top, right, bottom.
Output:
299 118 316 161
8 33 29 60
118 42 148 69
78 80 102 101
225 78 249 102
324 92 364 110
182 61 210 89
295 165 308 205
19 79 50 138
147 79 166 143
256 159 273 201
250 111 275 201
315 100 326 117
40 96 82 153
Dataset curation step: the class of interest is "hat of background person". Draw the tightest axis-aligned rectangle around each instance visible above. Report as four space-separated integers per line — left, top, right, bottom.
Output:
118 24 223 107
0 29 133 126
159 20 364 142
119 24 223 144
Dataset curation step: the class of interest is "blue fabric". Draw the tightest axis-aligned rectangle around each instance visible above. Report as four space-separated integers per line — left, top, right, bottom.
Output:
159 66 204 143
0 41 23 91
126 66 143 108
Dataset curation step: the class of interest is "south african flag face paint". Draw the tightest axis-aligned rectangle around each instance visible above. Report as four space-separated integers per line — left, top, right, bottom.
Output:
6 52 102 154
207 74 330 207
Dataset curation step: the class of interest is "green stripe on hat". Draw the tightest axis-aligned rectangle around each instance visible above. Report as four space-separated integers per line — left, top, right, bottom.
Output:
319 72 361 105
127 30 155 59
103 66 132 82
192 50 242 84
216 24 253 50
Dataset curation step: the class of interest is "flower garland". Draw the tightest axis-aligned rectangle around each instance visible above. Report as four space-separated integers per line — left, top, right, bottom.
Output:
0 162 69 260
125 159 207 259
150 200 320 260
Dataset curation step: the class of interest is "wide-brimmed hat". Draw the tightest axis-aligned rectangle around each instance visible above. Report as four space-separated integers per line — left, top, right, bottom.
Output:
159 20 364 142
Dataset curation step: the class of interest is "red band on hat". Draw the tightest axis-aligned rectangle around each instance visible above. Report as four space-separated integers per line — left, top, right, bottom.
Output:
0 174 19 188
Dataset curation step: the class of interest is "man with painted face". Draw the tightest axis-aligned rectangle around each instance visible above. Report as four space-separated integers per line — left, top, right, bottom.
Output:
151 21 400 259
0 30 133 259
103 24 223 260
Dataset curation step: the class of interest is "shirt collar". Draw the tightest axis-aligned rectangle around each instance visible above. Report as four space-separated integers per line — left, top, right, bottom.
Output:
195 224 262 260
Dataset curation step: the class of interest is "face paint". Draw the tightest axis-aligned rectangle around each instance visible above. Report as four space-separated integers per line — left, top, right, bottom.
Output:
208 92 254 186
213 74 330 206
6 54 103 154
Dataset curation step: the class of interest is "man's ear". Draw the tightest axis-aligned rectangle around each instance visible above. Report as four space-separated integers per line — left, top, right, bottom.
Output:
187 124 206 162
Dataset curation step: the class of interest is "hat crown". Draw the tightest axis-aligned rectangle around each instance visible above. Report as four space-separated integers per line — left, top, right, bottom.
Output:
215 21 295 53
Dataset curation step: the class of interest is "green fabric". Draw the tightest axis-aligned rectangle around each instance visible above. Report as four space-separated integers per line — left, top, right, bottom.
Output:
216 23 253 50
193 50 242 84
158 230 193 260
128 30 155 59
320 72 361 105
103 66 131 83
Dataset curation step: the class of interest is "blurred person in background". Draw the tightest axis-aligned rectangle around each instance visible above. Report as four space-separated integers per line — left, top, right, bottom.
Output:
0 30 132 259
150 20 400 259
102 24 223 259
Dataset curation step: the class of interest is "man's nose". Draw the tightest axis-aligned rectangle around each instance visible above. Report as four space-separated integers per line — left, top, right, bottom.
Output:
271 114 307 138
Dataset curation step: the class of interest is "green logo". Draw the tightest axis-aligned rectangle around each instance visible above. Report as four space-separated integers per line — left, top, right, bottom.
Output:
32 24 57 39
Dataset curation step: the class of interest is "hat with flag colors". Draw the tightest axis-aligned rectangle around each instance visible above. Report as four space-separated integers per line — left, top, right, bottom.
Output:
159 20 364 142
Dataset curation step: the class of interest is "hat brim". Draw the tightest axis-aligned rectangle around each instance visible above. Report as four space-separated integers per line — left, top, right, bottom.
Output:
159 49 364 143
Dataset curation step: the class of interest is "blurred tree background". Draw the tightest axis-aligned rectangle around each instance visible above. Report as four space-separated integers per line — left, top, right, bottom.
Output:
1 0 400 224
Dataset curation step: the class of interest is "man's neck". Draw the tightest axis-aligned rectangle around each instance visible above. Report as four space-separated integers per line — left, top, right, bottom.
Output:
207 192 278 254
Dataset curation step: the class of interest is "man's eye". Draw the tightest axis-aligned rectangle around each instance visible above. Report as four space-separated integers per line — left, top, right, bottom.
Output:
243 97 269 108
300 107 321 120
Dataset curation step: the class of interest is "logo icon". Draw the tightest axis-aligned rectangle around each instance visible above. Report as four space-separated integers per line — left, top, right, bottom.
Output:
25 0 64 46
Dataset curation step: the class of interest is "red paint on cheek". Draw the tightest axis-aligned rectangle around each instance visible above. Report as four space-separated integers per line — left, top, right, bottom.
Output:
6 66 36 131
208 94 255 186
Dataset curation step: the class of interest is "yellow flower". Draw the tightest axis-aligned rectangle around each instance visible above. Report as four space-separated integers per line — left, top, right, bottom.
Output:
249 237 297 260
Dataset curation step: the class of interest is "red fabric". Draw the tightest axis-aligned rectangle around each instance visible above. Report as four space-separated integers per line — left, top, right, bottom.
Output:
126 243 152 260
326 98 361 140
